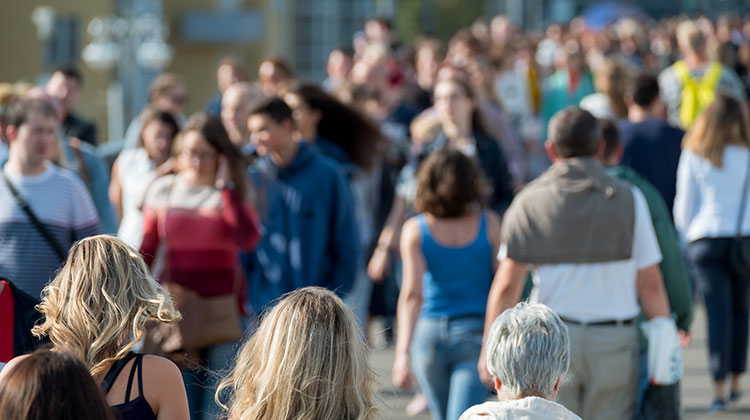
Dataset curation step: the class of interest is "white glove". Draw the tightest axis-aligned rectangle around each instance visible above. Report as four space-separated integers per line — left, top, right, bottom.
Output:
641 316 683 385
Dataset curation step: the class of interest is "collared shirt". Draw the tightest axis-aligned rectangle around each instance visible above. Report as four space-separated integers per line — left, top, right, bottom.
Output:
460 397 582 420
499 186 662 322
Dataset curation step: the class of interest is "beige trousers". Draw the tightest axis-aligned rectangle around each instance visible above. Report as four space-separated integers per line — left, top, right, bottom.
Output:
557 322 639 420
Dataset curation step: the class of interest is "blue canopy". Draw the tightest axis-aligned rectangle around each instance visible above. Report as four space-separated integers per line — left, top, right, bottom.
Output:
582 1 648 30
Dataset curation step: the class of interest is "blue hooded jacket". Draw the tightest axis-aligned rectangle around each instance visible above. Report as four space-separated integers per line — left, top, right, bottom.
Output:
241 142 360 313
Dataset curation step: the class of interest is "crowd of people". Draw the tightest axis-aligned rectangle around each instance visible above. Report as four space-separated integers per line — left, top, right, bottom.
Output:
1 9 750 420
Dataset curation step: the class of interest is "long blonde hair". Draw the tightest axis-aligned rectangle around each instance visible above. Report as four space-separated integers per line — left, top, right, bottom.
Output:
216 287 379 420
683 94 750 168
32 235 180 376
594 58 629 119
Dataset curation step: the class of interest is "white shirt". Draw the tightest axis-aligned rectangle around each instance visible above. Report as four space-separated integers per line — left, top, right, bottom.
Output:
116 148 157 249
460 397 582 420
499 186 662 322
579 93 615 119
673 145 750 245
494 70 531 118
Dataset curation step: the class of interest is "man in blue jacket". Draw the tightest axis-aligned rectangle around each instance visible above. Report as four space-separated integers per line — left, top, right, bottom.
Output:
243 97 359 313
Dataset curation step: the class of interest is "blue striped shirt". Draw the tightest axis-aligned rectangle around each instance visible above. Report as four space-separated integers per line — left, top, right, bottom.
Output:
0 164 99 297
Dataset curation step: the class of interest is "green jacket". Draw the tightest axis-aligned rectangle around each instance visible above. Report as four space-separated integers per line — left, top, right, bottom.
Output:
606 166 694 347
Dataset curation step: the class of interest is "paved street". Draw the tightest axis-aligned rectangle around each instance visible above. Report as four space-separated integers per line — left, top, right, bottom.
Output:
370 305 750 419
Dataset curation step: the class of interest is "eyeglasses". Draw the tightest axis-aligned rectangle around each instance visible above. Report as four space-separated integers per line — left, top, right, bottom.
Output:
166 93 188 106
182 148 217 161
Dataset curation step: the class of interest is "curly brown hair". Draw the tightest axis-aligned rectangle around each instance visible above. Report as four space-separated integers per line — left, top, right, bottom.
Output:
414 149 490 218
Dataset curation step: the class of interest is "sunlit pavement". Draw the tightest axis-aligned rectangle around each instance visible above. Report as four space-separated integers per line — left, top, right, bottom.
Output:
369 305 750 419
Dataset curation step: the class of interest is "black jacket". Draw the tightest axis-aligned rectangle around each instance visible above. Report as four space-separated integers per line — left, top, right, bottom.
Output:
418 130 515 216
3 278 48 356
63 112 98 145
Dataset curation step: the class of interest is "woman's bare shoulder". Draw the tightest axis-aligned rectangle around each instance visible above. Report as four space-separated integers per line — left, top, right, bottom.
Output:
0 354 31 382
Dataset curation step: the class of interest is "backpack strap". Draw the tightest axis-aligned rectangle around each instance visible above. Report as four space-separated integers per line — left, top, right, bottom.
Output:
123 354 141 403
703 62 723 89
100 352 139 395
68 136 92 189
674 61 723 128
672 61 691 85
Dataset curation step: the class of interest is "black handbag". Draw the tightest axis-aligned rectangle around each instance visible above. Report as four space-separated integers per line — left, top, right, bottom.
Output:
730 154 750 277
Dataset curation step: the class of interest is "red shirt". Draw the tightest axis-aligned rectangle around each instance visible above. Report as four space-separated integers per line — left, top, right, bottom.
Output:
0 280 15 363
140 183 260 315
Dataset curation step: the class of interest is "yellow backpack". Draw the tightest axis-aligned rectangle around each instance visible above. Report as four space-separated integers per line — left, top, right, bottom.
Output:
673 60 723 129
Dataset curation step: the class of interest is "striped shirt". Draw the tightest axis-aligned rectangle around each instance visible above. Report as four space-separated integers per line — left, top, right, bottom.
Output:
0 163 99 297
140 174 260 311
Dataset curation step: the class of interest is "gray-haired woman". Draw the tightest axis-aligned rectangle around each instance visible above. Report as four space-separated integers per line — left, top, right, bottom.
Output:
460 302 581 420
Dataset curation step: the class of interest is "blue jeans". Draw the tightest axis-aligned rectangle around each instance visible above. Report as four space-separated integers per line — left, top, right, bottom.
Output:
411 316 490 420
182 340 240 420
688 238 750 381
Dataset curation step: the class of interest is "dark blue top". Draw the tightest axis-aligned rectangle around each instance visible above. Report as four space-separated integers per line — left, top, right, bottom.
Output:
107 354 156 420
418 212 494 318
417 131 515 216
618 118 684 213
242 142 360 313
205 93 222 118
313 136 355 179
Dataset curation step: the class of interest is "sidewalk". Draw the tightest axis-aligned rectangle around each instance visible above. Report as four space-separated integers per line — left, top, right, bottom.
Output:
370 305 750 419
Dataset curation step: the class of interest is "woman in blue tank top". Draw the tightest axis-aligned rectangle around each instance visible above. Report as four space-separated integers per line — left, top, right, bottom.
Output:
393 149 501 420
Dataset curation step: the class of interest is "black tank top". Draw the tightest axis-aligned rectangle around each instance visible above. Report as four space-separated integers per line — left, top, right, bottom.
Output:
101 353 157 420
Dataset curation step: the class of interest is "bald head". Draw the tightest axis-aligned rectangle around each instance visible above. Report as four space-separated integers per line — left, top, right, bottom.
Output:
222 82 262 146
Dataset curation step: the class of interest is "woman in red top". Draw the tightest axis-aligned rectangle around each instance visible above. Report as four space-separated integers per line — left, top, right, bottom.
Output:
140 113 260 420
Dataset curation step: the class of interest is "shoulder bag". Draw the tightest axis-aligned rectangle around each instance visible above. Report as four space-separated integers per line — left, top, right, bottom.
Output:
144 177 243 365
2 170 67 261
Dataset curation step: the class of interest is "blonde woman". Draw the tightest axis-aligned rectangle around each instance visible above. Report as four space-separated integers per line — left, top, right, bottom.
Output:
0 235 188 420
216 287 379 420
579 58 629 120
674 94 750 412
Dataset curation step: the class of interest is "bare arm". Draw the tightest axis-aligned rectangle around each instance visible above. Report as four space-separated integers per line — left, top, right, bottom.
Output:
486 211 502 273
392 218 424 389
143 356 190 420
368 195 408 282
478 257 528 386
109 157 123 223
637 264 670 319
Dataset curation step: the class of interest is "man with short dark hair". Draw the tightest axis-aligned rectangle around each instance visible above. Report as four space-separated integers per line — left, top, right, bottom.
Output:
242 97 359 313
206 56 248 117
480 107 672 420
0 98 99 297
123 73 187 149
45 67 97 145
619 73 684 212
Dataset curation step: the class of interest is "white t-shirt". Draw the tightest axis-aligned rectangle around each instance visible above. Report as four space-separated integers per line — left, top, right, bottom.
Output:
499 186 662 322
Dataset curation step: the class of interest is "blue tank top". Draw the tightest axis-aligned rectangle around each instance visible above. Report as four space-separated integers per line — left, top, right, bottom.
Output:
418 212 494 318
